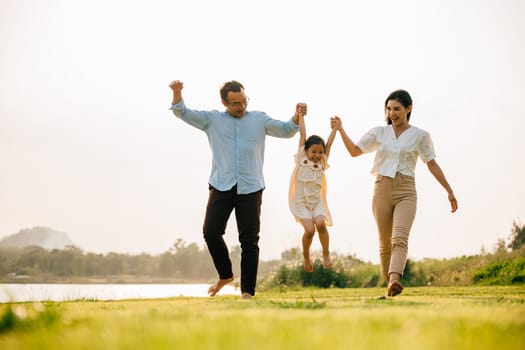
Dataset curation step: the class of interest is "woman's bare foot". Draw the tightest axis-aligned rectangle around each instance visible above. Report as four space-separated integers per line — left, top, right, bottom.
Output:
303 256 314 272
208 277 234 296
322 254 332 269
387 280 404 297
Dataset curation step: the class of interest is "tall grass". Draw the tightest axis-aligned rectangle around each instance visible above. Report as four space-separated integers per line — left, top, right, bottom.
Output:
0 302 59 334
260 249 525 289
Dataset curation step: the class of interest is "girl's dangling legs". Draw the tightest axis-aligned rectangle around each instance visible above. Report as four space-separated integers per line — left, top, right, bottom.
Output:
300 219 315 272
315 216 332 269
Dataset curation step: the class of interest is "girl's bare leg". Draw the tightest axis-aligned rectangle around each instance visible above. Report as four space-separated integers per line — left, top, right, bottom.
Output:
301 219 315 272
315 216 332 269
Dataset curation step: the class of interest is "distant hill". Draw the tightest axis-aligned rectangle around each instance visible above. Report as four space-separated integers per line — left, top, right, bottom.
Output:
0 226 75 250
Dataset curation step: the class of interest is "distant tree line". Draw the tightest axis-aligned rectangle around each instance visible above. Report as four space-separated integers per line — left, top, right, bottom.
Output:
0 239 237 282
1 220 524 287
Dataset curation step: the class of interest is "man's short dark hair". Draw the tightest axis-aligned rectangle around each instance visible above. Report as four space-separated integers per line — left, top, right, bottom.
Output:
220 80 245 101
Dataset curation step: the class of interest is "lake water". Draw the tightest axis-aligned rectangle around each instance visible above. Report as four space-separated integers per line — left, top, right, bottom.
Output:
0 283 238 302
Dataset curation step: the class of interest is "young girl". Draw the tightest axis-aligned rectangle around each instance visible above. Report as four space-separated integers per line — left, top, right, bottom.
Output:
289 104 338 272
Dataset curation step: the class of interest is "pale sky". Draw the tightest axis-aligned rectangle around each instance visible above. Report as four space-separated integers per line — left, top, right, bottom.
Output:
1 0 524 263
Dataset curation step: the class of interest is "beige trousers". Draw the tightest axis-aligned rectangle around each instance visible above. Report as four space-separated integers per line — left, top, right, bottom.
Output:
372 172 417 282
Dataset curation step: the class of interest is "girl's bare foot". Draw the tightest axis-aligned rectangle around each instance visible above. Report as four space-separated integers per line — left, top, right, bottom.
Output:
208 277 234 296
322 254 332 269
303 257 314 272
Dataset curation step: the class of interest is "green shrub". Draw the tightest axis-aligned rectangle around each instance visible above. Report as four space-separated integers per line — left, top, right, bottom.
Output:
300 259 349 288
473 257 525 285
265 257 379 289
0 303 59 333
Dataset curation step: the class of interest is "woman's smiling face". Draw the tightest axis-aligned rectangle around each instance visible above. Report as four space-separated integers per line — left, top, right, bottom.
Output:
385 99 412 127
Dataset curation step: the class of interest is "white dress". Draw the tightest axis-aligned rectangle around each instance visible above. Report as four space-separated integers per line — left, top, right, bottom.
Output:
288 147 332 226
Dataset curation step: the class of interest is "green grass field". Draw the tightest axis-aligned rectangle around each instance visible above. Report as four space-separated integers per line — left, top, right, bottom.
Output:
1 286 524 350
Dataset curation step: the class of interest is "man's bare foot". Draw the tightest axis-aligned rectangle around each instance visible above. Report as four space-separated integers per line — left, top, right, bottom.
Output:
303 257 314 272
386 280 404 297
322 254 332 269
208 277 234 297
241 292 253 300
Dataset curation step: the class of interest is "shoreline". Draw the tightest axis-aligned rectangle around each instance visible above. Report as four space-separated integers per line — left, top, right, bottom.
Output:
0 276 212 284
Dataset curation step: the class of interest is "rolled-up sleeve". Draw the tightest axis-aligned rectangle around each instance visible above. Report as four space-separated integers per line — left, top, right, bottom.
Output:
264 115 299 138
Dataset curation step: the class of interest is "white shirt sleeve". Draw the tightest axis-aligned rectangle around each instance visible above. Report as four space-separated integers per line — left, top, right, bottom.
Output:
417 131 436 163
357 126 382 153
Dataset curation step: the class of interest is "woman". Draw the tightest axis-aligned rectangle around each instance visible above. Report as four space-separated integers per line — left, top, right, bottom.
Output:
332 90 458 297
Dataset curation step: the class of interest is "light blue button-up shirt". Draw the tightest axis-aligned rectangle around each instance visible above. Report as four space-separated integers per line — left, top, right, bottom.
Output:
170 100 299 194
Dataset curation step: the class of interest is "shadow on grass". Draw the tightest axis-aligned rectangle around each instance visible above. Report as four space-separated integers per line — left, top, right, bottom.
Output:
361 297 426 307
268 297 326 309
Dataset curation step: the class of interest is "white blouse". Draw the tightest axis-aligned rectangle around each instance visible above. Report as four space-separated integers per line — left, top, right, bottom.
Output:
357 125 435 178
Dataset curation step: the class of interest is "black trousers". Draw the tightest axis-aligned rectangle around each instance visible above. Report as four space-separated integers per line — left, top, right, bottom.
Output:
203 185 263 296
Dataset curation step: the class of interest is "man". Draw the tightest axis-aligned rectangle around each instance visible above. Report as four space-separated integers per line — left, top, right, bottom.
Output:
169 80 304 299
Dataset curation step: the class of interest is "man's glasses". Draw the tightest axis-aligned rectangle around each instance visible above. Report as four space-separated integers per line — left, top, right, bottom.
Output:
228 98 250 108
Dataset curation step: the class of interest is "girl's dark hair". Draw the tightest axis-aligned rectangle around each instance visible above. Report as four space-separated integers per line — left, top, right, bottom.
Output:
304 135 325 151
220 80 244 101
385 89 413 124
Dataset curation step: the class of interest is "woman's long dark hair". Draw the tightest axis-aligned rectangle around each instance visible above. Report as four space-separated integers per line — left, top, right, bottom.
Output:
385 89 412 124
